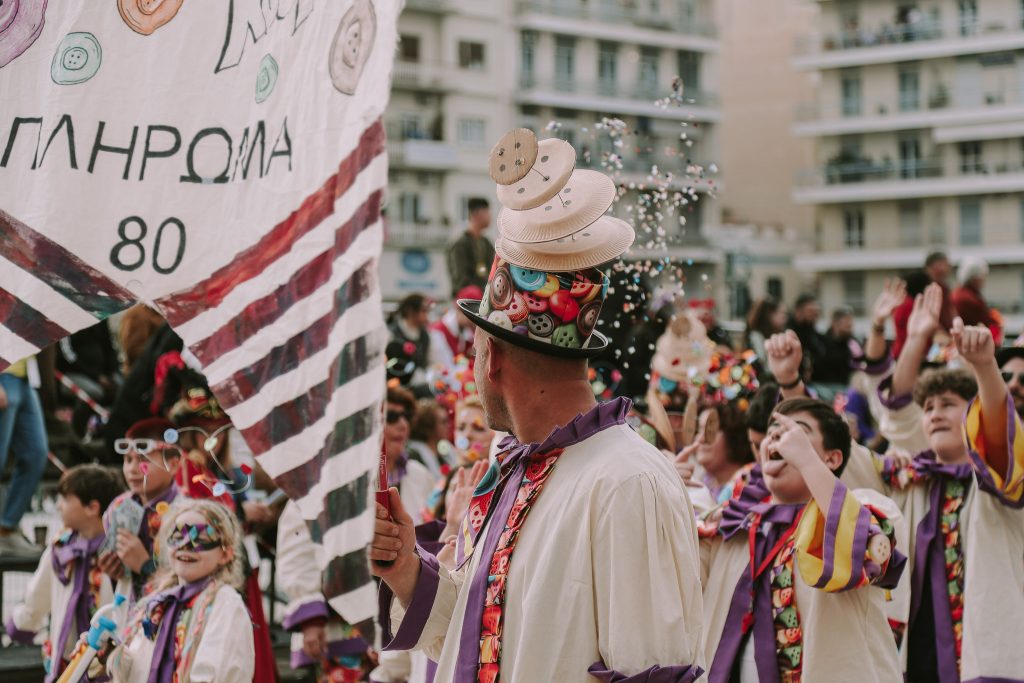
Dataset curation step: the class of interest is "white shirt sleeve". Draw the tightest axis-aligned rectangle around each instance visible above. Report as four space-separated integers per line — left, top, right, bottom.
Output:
187 586 255 683
276 501 326 614
10 546 54 636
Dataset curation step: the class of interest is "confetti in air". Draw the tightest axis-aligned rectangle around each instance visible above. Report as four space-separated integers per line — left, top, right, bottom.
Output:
538 76 721 372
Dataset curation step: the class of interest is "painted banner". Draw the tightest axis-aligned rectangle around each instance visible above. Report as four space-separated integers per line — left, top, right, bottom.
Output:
0 0 398 626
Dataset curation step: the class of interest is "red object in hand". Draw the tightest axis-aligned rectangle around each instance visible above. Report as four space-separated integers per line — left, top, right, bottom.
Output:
375 447 394 567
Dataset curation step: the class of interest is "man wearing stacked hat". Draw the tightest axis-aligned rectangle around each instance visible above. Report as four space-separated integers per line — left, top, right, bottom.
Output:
371 129 704 682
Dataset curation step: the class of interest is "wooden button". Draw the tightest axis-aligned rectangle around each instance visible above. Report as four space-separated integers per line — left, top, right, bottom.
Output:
489 128 539 185
497 138 575 210
498 170 615 243
495 216 635 272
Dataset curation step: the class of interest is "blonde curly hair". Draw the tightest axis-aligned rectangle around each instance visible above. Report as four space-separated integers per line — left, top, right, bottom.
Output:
150 498 245 591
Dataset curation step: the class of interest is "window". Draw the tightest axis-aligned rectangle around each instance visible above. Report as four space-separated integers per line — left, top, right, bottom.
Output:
398 193 422 223
843 208 865 249
899 136 921 178
958 0 978 35
899 65 920 111
555 35 576 90
457 118 486 147
1020 199 1024 241
638 47 660 98
959 141 983 173
458 41 485 70
677 50 700 92
520 31 536 88
840 71 862 116
842 272 866 315
399 115 424 140
399 34 420 62
598 41 618 96
959 199 982 245
899 201 922 247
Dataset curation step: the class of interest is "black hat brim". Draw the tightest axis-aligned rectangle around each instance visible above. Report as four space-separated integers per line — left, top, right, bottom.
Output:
456 299 608 359
997 346 1024 367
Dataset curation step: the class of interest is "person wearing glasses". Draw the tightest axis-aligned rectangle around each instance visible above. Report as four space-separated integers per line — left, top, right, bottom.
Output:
102 498 254 683
997 345 1024 419
98 418 183 603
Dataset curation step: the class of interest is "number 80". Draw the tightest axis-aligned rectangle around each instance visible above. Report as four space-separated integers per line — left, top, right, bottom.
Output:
110 216 186 274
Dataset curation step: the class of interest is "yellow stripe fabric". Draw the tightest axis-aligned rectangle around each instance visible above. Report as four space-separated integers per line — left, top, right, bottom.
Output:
965 398 1024 504
794 486 866 593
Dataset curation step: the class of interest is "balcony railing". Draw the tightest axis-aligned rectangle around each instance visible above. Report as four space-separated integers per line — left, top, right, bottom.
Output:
515 0 717 37
797 157 1024 187
796 16 1024 56
520 75 719 107
387 138 458 170
795 85 1024 122
385 222 452 248
576 153 715 178
392 61 454 92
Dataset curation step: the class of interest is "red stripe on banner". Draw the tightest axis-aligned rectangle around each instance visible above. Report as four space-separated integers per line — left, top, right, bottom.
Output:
239 333 379 455
0 288 70 349
188 192 382 365
156 119 385 327
211 261 375 410
272 402 376 501
0 210 136 318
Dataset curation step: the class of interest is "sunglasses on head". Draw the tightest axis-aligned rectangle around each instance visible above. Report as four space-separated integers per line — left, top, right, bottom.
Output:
167 522 222 552
1002 371 1024 384
386 410 410 424
114 438 176 456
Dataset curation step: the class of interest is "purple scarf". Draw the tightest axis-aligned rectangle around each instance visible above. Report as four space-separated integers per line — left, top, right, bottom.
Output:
145 578 212 683
451 397 631 683
719 465 770 541
709 502 803 683
907 451 972 683
49 532 104 683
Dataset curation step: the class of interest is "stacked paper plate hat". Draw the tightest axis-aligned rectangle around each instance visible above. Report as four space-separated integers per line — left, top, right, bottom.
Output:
457 128 636 358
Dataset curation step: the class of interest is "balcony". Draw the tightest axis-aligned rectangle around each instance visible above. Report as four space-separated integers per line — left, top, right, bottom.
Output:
392 61 454 93
384 221 452 249
795 245 1024 273
794 17 1024 69
517 76 720 122
387 138 458 171
794 87 1024 137
794 157 1024 204
576 153 721 193
515 0 718 51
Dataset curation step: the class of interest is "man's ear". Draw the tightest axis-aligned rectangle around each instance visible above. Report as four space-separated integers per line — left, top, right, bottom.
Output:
86 500 102 518
484 336 502 383
824 448 844 473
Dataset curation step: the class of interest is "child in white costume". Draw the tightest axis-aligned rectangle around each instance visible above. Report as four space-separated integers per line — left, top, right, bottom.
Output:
6 464 124 682
278 499 372 680
102 498 254 683
701 398 906 683
862 287 1024 683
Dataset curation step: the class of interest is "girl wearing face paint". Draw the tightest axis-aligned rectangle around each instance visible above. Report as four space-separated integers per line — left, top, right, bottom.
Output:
102 498 254 683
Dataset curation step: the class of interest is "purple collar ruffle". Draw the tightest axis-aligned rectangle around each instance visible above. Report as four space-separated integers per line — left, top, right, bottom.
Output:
496 396 632 471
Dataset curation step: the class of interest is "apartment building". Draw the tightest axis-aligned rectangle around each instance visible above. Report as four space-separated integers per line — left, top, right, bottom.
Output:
793 0 1024 326
514 0 723 297
381 0 724 306
382 0 513 300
